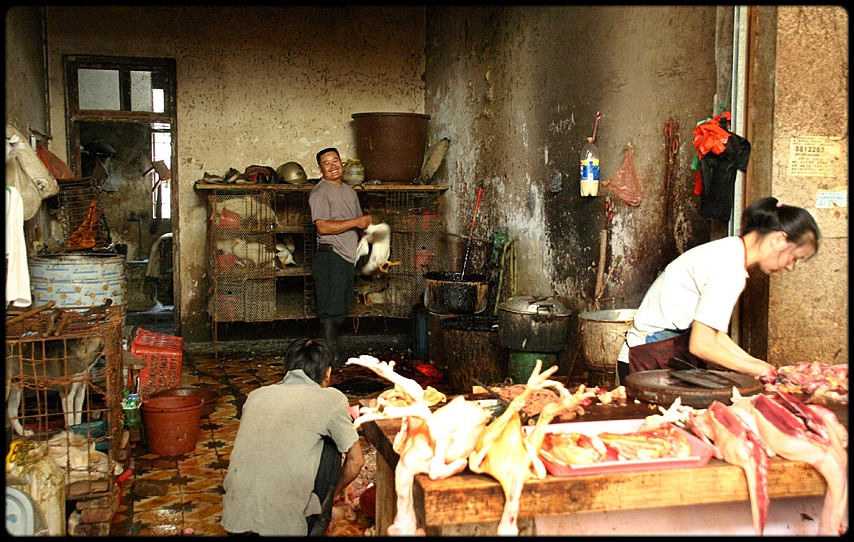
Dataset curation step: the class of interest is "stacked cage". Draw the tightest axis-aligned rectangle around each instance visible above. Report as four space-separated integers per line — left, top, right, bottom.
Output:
203 184 445 345
208 190 278 324
362 189 441 317
5 304 125 502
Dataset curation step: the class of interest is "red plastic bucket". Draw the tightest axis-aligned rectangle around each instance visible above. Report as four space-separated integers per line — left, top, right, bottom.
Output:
141 395 203 456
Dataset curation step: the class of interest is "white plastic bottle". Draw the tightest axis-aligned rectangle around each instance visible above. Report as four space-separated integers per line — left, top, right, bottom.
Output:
580 137 600 197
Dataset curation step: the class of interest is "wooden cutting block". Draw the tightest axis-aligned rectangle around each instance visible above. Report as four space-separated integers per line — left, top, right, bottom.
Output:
624 369 762 408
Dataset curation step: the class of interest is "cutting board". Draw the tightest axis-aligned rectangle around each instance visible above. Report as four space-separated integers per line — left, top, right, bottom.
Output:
624 369 762 408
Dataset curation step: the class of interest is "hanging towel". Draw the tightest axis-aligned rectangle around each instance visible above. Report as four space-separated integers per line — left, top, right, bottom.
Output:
146 232 173 278
6 185 32 307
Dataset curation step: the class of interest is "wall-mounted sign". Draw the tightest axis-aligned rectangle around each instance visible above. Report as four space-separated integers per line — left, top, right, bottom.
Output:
815 189 847 209
788 136 840 177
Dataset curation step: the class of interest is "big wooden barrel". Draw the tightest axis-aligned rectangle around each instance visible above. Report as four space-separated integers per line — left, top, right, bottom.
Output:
441 315 507 393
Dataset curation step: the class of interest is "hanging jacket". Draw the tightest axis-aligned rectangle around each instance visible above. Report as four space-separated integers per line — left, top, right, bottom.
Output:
698 131 751 221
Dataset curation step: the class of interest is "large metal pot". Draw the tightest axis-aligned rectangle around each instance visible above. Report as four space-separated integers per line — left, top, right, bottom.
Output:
498 296 571 352
423 271 488 315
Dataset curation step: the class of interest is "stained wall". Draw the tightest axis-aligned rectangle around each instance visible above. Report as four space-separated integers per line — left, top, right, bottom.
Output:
18 6 847 366
43 6 426 340
761 6 848 365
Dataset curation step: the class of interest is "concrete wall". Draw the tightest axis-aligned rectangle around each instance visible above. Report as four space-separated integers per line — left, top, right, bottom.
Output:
760 6 848 366
43 6 426 341
5 6 48 133
12 6 844 367
424 6 719 364
5 6 50 251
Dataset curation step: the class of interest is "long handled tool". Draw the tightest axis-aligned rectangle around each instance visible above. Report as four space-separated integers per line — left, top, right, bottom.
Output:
460 185 484 279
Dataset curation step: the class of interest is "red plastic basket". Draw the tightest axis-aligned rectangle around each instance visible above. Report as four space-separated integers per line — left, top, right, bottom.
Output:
130 328 184 399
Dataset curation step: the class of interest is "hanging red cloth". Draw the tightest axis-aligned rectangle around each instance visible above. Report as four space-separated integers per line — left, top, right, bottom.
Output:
692 112 732 160
692 112 733 196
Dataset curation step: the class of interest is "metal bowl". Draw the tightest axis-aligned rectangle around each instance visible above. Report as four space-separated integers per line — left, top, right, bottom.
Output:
151 387 220 417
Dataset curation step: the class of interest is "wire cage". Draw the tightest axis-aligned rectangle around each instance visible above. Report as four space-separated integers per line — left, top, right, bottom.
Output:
204 185 445 336
57 178 110 251
5 304 125 500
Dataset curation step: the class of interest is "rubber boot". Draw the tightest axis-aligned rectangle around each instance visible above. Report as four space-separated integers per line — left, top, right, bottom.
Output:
321 319 343 366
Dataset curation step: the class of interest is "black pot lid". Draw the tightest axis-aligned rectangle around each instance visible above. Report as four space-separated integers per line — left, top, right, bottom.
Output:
499 295 569 315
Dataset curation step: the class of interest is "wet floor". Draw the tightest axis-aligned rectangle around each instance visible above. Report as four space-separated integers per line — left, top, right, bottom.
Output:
110 308 449 536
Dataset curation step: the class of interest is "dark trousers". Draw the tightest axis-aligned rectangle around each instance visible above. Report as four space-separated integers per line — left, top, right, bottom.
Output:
306 436 342 536
617 360 630 383
312 251 355 325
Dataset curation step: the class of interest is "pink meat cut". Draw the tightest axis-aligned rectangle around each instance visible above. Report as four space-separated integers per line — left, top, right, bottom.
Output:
689 400 770 536
733 391 848 536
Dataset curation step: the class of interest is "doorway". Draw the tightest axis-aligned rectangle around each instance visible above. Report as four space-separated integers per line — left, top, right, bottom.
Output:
63 55 177 312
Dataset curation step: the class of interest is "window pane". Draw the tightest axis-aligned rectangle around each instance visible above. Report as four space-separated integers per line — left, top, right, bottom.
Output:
152 89 165 114
78 69 120 110
130 71 154 112
152 130 172 219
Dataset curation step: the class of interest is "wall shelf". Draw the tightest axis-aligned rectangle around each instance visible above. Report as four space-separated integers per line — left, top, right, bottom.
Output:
198 181 448 347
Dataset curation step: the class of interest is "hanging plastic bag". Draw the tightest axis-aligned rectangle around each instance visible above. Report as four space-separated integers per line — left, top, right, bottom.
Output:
6 125 59 201
601 144 642 206
36 140 74 180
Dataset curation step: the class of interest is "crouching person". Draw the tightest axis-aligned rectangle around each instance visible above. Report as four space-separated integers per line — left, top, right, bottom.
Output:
221 338 364 536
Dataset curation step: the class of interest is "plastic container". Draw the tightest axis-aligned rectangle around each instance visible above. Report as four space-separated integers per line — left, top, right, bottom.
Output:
29 253 126 308
152 387 221 418
507 351 557 385
578 309 637 386
352 112 430 183
130 328 184 399
523 419 714 477
580 137 600 197
141 395 203 456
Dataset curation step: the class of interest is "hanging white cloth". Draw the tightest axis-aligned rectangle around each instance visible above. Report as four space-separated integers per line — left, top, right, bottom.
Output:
6 185 32 307
146 232 173 278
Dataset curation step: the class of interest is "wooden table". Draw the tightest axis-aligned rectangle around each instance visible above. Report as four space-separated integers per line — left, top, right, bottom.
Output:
361 397 847 535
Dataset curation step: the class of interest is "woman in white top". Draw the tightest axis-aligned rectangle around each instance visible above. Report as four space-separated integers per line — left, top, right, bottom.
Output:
617 197 820 382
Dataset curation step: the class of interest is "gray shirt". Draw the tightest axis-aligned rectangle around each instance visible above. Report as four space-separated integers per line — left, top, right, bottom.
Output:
308 179 363 263
221 369 358 536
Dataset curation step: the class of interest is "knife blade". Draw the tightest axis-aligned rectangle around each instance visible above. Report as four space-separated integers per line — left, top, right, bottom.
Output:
669 356 698 371
472 377 511 407
667 369 731 389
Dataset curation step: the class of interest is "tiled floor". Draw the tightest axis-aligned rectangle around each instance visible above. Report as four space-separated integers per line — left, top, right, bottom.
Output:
109 319 431 537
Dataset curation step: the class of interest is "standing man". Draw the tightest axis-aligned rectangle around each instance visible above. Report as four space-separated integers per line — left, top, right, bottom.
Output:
309 147 372 365
221 338 365 536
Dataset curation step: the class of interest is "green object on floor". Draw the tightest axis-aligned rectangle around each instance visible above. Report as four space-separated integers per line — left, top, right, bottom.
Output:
507 350 556 384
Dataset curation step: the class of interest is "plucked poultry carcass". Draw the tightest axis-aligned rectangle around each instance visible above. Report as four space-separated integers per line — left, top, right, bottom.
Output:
68 199 99 249
731 389 848 535
348 355 492 536
468 359 597 535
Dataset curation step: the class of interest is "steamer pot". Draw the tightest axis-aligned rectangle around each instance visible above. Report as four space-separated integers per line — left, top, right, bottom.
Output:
498 296 571 352
423 271 488 315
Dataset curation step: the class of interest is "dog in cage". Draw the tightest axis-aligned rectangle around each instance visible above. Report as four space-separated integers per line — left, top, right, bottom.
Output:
5 335 105 437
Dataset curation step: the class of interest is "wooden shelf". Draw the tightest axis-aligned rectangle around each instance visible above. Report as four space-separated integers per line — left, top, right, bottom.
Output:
196 181 449 192
205 182 444 348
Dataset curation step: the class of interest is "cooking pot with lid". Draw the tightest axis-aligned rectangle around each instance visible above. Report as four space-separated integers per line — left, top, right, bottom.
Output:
498 295 571 352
